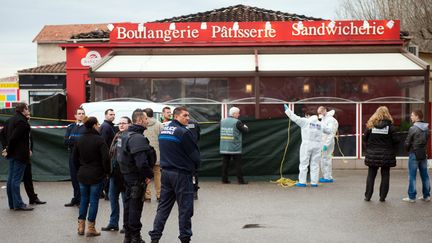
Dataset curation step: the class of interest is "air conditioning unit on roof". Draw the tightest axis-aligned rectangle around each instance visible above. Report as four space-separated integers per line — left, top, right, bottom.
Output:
407 44 419 57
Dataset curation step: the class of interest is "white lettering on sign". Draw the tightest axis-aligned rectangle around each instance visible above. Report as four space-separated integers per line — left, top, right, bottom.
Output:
117 26 199 42
211 26 276 39
81 51 102 67
292 21 385 36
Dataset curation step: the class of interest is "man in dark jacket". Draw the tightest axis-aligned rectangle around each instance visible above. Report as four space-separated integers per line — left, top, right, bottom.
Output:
403 109 430 202
99 108 116 200
64 108 86 207
1 103 34 210
149 106 201 243
119 109 154 243
1 111 45 205
100 109 116 147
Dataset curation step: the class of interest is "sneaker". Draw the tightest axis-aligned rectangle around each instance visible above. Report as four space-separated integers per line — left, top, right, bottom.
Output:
319 178 334 183
402 197 416 203
310 184 318 187
295 183 307 187
418 196 431 202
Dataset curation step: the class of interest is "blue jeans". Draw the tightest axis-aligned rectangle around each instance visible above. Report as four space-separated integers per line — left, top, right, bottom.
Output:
7 159 27 209
78 181 103 222
408 153 431 199
108 176 125 227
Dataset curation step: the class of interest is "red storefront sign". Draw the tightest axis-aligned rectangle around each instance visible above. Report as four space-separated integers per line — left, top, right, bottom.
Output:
109 20 400 44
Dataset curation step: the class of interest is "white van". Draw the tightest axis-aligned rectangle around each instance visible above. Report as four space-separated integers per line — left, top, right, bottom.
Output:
80 98 175 124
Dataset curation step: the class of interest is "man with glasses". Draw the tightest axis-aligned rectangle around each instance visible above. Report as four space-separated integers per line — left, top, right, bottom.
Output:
102 116 131 232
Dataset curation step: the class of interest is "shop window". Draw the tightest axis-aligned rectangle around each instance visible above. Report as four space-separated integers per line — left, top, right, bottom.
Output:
29 91 64 104
260 76 424 102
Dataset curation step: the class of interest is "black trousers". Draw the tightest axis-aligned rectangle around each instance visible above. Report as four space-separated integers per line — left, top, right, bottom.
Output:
149 170 194 242
68 152 80 203
23 163 37 202
365 166 390 200
222 154 244 182
123 174 146 238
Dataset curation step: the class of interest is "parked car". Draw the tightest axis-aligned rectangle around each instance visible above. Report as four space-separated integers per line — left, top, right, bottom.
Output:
80 98 175 124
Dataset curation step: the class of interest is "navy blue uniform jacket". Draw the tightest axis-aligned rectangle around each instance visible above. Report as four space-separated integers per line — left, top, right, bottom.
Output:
159 120 200 174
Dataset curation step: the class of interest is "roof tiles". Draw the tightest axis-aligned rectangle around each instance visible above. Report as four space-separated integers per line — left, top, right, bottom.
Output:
18 62 66 74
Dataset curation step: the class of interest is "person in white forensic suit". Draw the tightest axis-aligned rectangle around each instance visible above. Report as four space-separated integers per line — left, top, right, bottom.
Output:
318 106 339 183
284 104 332 187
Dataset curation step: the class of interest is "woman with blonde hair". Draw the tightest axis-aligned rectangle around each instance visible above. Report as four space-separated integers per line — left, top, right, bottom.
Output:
363 106 399 202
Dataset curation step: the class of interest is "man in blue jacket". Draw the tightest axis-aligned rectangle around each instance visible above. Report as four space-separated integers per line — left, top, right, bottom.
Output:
149 106 201 243
64 108 86 207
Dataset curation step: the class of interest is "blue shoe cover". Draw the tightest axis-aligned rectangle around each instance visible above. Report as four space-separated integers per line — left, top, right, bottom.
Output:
295 183 307 187
319 178 334 183
310 184 318 187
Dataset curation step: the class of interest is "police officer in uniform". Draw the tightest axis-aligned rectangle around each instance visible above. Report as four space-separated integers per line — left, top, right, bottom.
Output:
149 106 201 243
118 109 154 243
64 108 87 207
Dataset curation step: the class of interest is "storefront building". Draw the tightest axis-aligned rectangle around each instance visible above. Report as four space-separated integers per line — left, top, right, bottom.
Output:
61 6 429 169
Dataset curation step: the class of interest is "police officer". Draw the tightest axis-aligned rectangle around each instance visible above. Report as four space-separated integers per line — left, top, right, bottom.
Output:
220 107 249 184
64 108 87 207
149 106 201 243
118 109 154 243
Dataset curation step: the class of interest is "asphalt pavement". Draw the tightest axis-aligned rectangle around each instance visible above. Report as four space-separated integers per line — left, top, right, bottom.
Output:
0 170 431 243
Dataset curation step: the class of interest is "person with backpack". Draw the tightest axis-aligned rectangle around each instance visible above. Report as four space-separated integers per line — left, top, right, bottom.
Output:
118 109 154 243
101 116 131 232
403 109 430 203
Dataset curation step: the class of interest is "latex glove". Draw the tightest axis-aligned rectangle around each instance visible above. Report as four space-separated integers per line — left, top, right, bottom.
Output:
323 145 328 152
284 104 289 111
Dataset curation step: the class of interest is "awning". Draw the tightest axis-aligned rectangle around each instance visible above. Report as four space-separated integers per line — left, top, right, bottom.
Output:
90 52 428 77
91 54 257 77
258 53 427 76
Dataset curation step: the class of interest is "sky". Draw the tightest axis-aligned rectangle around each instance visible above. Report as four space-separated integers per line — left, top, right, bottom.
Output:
0 0 342 78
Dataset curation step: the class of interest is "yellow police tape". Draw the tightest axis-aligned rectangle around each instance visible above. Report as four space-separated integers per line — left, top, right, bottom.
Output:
335 131 349 164
270 118 297 187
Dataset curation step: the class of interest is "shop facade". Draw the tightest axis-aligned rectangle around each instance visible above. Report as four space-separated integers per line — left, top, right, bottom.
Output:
61 19 429 169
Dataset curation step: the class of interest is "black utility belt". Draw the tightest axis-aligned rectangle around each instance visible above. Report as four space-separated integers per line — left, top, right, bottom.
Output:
162 167 193 175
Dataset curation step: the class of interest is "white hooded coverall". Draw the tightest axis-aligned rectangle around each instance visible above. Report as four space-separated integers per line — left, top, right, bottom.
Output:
285 108 331 185
321 110 339 180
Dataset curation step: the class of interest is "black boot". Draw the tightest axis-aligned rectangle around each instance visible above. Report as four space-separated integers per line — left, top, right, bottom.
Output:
30 197 46 205
151 240 159 243
130 235 145 243
123 235 132 243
